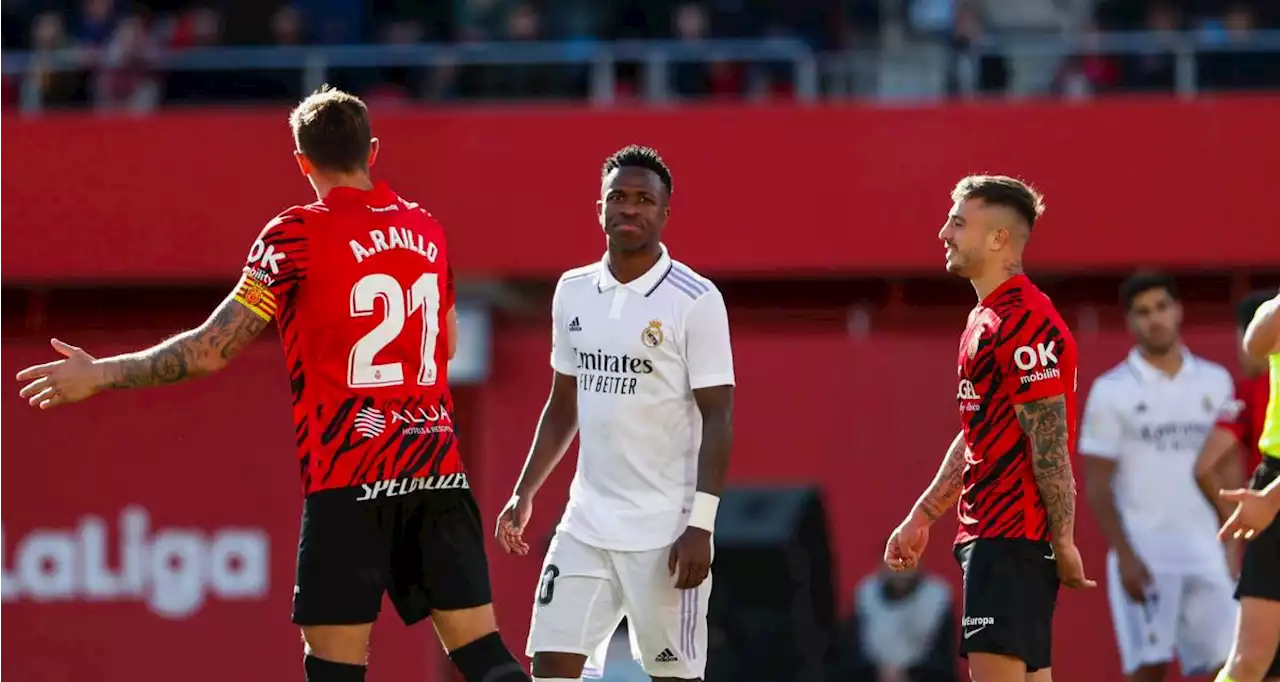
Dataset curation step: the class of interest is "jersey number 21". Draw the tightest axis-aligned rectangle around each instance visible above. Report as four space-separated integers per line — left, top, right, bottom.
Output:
347 272 442 388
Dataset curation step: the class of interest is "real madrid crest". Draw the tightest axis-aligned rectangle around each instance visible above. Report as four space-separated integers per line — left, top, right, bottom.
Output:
1202 395 1215 414
641 319 665 348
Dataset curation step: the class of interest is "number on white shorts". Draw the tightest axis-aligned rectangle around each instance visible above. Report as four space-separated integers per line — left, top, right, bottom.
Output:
347 272 442 388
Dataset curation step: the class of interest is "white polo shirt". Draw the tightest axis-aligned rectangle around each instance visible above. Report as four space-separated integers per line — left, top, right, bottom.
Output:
550 245 735 552
1079 348 1235 574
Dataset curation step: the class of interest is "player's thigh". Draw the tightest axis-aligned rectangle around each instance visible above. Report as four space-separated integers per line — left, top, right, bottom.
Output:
612 546 711 681
526 532 625 678
1104 556 1182 675
387 490 493 634
1024 667 1053 682
967 652 1027 682
293 489 390 628
1173 570 1236 676
1231 597 1280 680
956 539 1058 674
301 624 376 666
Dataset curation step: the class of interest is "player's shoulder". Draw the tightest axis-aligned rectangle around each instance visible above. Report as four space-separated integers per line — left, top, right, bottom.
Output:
661 258 721 303
996 282 1071 335
255 205 311 241
1189 353 1234 388
556 262 604 291
1089 361 1140 399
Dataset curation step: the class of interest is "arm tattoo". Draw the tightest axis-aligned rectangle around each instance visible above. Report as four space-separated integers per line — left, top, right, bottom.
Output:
915 433 968 522
103 298 271 389
1016 395 1077 542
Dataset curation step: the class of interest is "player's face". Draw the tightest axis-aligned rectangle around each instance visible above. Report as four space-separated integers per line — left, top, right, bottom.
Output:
938 199 1000 278
1127 287 1182 353
598 167 669 253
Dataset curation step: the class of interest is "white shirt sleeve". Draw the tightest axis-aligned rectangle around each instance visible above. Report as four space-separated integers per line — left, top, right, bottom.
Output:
549 278 577 376
1079 379 1123 459
683 289 735 389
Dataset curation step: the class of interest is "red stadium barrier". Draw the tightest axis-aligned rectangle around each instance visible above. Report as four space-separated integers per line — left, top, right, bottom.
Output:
2 320 1245 682
3 97 1278 283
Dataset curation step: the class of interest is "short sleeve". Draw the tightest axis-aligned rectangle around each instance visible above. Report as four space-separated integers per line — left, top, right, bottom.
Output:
684 289 735 389
444 263 456 313
1214 378 1247 441
235 210 308 321
1078 379 1123 459
549 278 577 376
996 309 1069 404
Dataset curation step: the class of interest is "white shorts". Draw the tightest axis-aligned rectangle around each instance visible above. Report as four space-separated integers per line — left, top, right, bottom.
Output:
526 531 711 679
1105 552 1236 676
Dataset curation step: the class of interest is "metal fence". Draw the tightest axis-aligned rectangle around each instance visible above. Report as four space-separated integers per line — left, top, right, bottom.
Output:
4 30 1279 109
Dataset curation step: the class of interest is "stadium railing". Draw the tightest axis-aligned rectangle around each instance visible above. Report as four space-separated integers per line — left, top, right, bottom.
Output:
0 38 821 108
4 30 1279 108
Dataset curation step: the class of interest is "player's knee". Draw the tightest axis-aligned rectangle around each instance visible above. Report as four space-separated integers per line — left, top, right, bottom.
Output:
300 624 373 666
447 631 529 682
431 603 499 652
531 651 588 679
1225 652 1273 682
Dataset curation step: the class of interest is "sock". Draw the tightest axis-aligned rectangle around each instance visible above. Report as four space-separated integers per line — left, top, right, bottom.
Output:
304 654 366 682
449 631 530 682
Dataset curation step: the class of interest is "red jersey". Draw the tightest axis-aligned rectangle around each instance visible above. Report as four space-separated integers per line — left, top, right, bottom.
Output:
235 182 465 496
955 275 1079 545
1216 371 1270 474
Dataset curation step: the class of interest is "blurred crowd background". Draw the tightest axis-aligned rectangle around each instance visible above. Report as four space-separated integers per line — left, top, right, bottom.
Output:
5 0 1280 110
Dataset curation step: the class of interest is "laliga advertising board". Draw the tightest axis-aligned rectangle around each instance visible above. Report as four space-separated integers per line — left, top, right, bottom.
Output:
0 338 456 682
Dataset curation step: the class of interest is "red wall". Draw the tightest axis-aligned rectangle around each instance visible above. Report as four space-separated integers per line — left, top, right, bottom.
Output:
1 315 1243 682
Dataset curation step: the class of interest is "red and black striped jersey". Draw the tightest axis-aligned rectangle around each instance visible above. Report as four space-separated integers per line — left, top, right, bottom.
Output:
235 181 465 496
954 275 1078 545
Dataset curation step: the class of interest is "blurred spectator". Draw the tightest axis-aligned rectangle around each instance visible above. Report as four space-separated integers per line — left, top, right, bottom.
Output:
22 11 88 111
1118 2 1181 91
1053 21 1120 99
93 14 159 112
457 0 517 42
945 0 1009 98
1199 2 1280 91
828 567 958 682
75 0 118 48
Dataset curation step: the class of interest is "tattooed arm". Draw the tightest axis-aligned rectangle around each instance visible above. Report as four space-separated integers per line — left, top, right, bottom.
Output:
98 294 271 389
1015 394 1078 544
910 431 968 523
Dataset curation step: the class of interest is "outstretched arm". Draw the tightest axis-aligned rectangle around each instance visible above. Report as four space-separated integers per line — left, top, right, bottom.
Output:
1244 292 1280 361
1015 394 1077 544
100 294 270 388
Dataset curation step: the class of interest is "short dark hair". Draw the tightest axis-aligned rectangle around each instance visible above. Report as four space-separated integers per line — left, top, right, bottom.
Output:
1119 270 1180 310
289 85 372 174
951 175 1045 230
602 145 673 196
1237 290 1274 331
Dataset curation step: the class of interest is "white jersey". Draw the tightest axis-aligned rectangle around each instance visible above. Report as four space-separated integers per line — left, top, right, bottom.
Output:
1079 348 1235 574
550 245 735 551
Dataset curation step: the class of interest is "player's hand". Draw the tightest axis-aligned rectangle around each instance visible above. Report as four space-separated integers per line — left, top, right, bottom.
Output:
1218 487 1280 541
668 526 712 590
1116 548 1151 601
884 513 929 572
15 339 103 410
495 493 532 556
1054 541 1098 590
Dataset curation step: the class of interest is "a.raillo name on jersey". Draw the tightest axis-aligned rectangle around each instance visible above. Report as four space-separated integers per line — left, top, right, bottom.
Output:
577 349 654 396
349 227 439 264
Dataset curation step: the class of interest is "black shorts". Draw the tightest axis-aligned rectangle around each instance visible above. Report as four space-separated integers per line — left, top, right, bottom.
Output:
954 538 1060 672
292 483 492 627
1236 458 1280 605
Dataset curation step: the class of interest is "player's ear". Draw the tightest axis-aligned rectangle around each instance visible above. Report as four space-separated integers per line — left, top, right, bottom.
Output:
596 199 606 226
294 151 313 177
367 137 380 168
663 205 671 220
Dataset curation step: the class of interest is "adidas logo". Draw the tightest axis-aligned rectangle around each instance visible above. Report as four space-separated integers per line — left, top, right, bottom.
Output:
568 317 582 332
654 648 679 663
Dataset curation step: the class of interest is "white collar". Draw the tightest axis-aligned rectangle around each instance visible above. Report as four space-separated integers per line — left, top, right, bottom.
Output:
596 244 673 296
1127 346 1195 382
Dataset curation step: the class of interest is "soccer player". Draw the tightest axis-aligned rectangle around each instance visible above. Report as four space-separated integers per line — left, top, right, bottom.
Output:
492 145 735 682
1079 272 1237 682
884 175 1094 682
1214 289 1280 682
13 87 530 682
